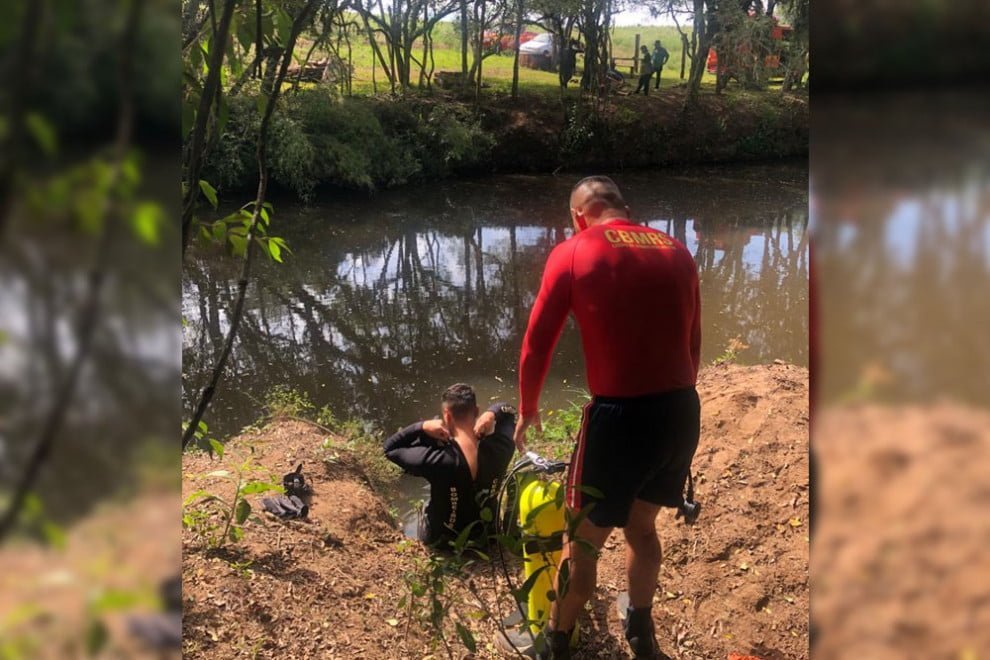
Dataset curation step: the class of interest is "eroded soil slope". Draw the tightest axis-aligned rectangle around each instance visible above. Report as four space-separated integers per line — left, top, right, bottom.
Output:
182 362 809 659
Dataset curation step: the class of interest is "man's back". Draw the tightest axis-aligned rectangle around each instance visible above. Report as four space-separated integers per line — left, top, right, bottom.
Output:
383 403 516 545
519 219 700 414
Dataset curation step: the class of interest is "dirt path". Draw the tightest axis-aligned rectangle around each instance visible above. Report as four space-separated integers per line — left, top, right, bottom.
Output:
814 404 990 659
182 362 809 659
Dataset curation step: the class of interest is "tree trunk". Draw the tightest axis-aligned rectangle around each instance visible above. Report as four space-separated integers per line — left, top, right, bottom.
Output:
460 0 469 76
686 0 711 104
475 0 485 101
181 0 237 257
511 0 523 98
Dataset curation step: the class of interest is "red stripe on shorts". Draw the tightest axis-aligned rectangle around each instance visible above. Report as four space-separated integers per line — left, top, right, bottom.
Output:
567 401 592 510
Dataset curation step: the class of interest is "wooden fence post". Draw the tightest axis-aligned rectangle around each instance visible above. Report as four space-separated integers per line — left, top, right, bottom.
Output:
633 33 640 73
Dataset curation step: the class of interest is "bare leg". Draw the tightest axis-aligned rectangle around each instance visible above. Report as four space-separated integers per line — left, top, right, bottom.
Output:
623 499 663 608
549 516 612 634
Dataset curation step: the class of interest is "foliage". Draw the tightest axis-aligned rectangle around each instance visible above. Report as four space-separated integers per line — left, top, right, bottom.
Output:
559 103 608 161
712 1 776 92
183 419 225 458
398 529 487 657
713 336 750 364
265 385 317 418
182 455 283 549
205 89 496 194
536 394 589 460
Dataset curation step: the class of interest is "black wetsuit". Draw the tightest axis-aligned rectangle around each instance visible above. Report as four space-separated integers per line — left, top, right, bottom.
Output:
383 402 516 547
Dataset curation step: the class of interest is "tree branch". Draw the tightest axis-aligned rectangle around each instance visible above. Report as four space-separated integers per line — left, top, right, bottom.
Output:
182 0 321 451
0 0 143 543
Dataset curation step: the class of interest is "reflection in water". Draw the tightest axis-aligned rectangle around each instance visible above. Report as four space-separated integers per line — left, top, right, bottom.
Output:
813 99 990 407
0 228 180 524
183 164 808 436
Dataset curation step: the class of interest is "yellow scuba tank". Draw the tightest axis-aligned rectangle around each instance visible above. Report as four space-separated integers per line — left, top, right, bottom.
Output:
517 477 575 638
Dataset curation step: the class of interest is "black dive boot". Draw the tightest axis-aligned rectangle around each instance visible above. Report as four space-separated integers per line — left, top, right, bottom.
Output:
624 606 661 659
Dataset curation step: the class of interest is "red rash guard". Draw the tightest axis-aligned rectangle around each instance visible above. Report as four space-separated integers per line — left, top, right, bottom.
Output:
519 219 701 416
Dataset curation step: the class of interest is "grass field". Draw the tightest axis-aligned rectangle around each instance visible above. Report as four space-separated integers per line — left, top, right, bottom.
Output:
313 22 718 96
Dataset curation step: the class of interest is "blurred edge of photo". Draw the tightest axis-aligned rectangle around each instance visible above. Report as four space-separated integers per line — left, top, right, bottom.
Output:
0 0 181 657
812 0 990 657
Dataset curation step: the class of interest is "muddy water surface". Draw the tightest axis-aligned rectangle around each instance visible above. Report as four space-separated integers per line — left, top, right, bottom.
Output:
183 163 810 439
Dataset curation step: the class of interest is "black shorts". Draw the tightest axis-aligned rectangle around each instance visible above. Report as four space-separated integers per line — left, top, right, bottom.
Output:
566 387 700 528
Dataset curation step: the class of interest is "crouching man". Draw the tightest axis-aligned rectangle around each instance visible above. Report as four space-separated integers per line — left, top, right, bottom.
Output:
384 383 516 548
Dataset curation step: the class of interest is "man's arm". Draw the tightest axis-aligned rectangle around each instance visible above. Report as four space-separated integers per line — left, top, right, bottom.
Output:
519 243 574 418
690 275 702 379
481 402 518 484
383 422 451 479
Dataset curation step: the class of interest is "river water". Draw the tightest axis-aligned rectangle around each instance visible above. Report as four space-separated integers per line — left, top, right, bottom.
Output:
182 162 809 444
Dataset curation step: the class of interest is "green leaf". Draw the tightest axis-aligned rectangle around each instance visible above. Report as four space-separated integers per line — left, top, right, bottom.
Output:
89 589 144 614
237 17 255 51
267 237 282 262
217 93 230 136
241 480 280 495
456 622 477 653
198 179 219 209
275 8 292 42
511 564 551 602
208 438 225 459
524 499 560 528
40 521 67 550
229 234 248 257
451 520 479 553
85 618 108 656
228 525 244 543
183 489 214 505
25 112 57 156
235 499 251 524
577 485 603 500
131 202 164 245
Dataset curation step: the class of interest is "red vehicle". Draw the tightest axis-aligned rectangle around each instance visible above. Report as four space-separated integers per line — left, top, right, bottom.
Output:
482 30 538 53
706 22 793 76
502 31 538 51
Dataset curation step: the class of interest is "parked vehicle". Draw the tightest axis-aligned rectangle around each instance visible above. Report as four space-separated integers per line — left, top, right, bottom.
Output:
500 31 538 52
519 32 554 58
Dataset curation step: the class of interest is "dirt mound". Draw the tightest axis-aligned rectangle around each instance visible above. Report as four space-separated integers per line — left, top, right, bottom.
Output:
0 491 180 658
590 361 810 660
814 404 990 659
182 421 431 657
182 363 808 659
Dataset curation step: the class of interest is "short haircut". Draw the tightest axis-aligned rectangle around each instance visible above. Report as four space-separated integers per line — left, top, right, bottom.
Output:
571 175 627 212
441 383 477 419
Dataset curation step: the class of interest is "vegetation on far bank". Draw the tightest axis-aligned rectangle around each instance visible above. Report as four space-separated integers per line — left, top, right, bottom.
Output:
205 83 807 199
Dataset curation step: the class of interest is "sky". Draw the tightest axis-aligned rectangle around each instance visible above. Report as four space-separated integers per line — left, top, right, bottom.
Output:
614 5 676 26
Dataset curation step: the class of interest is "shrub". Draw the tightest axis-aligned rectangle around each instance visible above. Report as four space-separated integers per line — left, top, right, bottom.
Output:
204 88 497 196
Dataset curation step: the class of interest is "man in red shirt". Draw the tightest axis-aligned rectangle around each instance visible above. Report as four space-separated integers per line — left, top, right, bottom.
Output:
515 176 701 659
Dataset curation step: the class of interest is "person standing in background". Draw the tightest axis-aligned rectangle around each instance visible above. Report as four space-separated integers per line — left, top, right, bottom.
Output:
635 45 653 95
652 40 670 90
